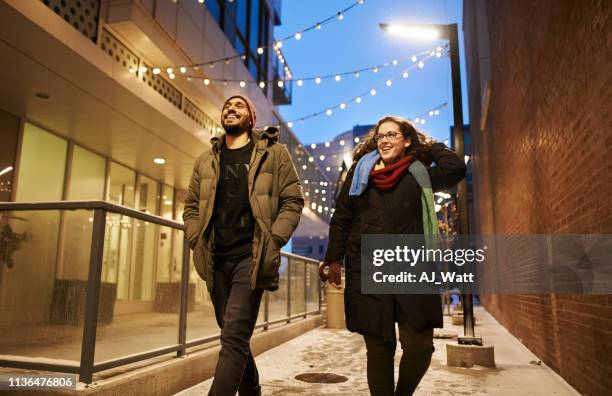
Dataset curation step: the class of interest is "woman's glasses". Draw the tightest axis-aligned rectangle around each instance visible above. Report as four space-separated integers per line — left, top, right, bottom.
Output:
374 131 401 143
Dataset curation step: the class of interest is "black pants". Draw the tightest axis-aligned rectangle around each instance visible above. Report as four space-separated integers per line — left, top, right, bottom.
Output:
363 299 434 396
209 255 263 396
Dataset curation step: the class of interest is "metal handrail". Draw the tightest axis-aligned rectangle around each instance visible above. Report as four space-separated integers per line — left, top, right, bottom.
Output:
0 200 184 229
0 201 323 383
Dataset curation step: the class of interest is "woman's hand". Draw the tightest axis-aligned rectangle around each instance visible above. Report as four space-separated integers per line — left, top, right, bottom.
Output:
319 260 342 289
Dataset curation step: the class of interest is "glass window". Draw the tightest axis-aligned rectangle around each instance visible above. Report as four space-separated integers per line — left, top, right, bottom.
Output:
249 53 259 80
107 162 135 207
249 0 260 53
160 185 174 219
206 0 222 25
0 109 19 202
67 145 105 200
236 0 248 39
7 124 67 355
15 123 67 201
224 7 237 48
131 175 158 301
61 145 106 281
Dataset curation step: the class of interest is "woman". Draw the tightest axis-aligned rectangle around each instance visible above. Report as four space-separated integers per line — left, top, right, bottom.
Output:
319 116 466 395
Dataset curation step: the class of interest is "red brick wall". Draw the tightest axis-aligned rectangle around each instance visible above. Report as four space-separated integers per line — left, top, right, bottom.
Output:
464 1 612 394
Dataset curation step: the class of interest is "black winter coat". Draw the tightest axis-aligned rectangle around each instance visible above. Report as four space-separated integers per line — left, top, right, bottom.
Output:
325 143 466 342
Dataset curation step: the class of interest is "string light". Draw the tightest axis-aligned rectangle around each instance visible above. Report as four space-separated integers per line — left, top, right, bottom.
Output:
152 0 366 72
173 48 440 88
269 46 447 130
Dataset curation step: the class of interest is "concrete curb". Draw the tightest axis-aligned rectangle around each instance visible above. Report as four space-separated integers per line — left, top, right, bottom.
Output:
18 315 323 396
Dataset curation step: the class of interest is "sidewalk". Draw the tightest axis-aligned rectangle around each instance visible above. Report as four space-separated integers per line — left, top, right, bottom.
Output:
176 307 580 396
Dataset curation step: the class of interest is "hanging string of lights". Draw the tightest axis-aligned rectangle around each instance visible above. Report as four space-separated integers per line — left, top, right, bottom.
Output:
159 0 367 73
164 47 442 86
268 45 449 129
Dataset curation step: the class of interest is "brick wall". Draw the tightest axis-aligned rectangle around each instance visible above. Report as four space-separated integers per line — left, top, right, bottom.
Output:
463 1 612 394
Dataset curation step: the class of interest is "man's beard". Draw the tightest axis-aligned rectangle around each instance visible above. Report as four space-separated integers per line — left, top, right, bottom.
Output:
222 118 250 136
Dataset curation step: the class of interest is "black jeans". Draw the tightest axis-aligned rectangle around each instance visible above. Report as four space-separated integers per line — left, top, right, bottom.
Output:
209 255 263 396
363 299 434 396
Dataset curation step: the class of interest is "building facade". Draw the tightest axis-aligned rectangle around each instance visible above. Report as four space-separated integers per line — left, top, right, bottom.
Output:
463 0 612 394
0 0 329 371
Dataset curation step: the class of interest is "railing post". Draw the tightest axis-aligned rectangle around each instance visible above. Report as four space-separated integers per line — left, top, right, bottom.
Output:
303 261 307 318
263 292 269 331
286 257 291 323
79 208 106 384
177 235 190 357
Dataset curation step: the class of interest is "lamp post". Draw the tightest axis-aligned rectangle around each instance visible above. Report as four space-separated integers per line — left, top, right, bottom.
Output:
380 22 480 345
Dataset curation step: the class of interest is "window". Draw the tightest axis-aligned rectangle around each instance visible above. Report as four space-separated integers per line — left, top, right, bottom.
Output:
236 0 248 39
206 0 222 25
0 110 19 202
249 0 260 55
107 162 135 207
62 145 106 280
68 145 105 200
16 123 67 201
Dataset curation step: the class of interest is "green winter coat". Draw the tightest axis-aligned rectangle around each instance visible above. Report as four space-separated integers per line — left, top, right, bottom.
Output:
183 127 304 292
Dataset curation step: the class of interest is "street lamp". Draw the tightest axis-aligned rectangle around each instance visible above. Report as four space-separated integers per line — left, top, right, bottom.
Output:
380 22 480 346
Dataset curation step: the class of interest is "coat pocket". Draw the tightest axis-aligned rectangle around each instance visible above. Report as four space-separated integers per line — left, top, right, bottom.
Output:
259 234 281 279
192 237 208 281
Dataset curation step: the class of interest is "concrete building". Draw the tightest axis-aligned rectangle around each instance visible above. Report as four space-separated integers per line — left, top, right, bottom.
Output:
463 0 612 394
0 0 328 384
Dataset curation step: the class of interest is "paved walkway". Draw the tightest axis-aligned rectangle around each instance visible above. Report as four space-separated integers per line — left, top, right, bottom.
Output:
176 307 580 395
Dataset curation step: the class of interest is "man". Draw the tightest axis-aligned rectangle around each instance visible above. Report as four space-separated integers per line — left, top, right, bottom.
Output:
183 95 304 396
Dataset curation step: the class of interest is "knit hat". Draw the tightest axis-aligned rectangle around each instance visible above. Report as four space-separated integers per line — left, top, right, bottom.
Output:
223 95 257 128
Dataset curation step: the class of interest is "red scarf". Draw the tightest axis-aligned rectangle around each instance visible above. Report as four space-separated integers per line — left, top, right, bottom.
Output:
370 154 414 190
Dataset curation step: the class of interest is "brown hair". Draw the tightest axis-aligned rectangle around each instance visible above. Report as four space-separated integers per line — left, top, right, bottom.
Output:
352 116 435 167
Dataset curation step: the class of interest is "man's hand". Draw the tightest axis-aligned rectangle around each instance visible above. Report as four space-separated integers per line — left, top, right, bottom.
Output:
319 260 342 289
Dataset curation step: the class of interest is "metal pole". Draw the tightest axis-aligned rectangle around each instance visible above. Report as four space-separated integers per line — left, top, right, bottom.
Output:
287 257 291 323
447 23 478 344
177 235 190 357
79 208 106 384
263 292 269 330
303 261 308 318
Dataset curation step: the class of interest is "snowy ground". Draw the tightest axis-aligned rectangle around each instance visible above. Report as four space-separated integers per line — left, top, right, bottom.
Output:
176 307 580 396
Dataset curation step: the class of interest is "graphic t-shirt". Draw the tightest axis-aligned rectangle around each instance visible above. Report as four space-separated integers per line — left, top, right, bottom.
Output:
211 140 255 259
